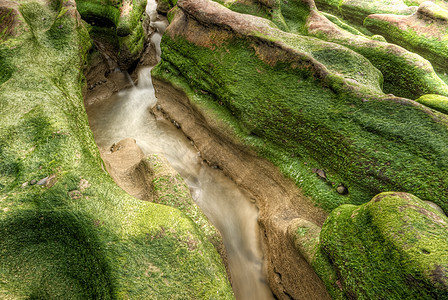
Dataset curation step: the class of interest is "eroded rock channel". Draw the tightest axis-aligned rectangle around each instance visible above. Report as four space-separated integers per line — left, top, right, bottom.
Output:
84 1 329 299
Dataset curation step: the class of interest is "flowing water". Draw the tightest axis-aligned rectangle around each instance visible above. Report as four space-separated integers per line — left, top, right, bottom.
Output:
86 2 274 299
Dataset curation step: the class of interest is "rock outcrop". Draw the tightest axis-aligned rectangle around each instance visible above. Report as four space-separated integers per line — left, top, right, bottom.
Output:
0 1 233 298
365 1 448 71
75 0 148 70
315 192 448 298
155 0 448 214
152 0 448 298
152 78 331 299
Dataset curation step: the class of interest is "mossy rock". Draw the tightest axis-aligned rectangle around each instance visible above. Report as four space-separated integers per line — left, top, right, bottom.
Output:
365 1 448 72
154 0 448 212
300 1 448 99
75 0 121 27
314 0 416 24
209 0 448 99
157 0 178 15
287 218 321 264
148 154 224 248
316 192 448 299
75 0 147 70
416 94 448 115
0 1 233 298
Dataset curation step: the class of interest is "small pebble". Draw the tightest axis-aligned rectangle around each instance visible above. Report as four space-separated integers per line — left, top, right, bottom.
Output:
37 176 49 186
312 168 326 180
21 182 29 188
156 104 162 111
337 184 348 195
58 25 63 29
30 179 37 185
316 169 326 179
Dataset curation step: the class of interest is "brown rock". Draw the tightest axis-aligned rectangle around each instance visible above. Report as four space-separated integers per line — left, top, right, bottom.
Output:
101 138 153 201
0 0 21 40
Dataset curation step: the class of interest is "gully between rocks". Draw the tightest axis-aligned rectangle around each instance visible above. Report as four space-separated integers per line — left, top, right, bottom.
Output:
84 1 330 299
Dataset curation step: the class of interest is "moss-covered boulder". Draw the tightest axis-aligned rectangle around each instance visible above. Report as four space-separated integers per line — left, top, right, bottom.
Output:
315 192 448 299
0 0 233 298
157 0 178 14
365 1 448 73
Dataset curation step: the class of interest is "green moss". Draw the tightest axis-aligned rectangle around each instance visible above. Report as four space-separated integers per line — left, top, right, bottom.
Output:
0 1 233 298
117 0 146 37
167 6 179 23
214 0 272 19
347 41 448 99
148 154 222 247
0 210 117 299
277 0 310 34
312 248 345 299
321 12 366 36
75 0 147 69
317 192 448 299
341 0 415 24
154 19 448 212
118 19 145 61
416 94 448 115
0 46 14 85
365 15 448 72
314 0 343 15
75 0 120 27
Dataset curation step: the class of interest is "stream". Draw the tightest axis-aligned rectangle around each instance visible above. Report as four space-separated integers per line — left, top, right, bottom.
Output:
85 1 274 299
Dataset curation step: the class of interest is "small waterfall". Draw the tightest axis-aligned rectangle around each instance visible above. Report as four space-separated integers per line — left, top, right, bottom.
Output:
86 1 275 299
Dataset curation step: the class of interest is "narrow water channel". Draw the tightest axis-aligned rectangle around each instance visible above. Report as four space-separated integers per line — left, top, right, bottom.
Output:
86 1 274 299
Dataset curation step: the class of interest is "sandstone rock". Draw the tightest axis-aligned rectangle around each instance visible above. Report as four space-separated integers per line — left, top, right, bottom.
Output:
0 0 21 40
101 138 153 201
287 218 321 264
